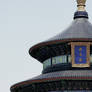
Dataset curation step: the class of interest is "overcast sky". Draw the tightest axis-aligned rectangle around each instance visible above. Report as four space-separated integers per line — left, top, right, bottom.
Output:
1 0 92 92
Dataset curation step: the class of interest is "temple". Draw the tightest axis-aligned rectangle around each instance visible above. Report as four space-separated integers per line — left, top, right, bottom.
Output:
10 0 92 92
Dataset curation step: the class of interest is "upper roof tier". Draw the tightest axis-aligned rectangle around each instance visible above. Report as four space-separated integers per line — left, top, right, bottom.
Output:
29 0 92 62
46 17 92 42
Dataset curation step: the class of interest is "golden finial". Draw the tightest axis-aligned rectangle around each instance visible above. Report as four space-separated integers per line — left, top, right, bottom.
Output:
76 0 86 11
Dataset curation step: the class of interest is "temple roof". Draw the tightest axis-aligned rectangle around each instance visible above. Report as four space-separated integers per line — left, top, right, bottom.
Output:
11 1 92 92
11 70 92 90
29 0 92 62
29 15 92 62
46 18 92 42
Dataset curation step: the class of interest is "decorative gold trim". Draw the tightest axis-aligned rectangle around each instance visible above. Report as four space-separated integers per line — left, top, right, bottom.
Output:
77 0 86 6
71 42 90 67
76 0 86 11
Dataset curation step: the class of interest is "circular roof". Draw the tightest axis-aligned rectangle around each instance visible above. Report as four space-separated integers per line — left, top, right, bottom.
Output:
11 70 92 90
29 14 92 62
46 18 92 42
29 1 92 62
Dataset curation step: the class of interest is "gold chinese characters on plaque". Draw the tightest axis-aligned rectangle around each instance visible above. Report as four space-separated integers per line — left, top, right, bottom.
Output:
71 42 90 67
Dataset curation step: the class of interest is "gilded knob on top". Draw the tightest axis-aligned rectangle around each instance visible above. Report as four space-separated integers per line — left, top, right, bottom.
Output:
77 0 86 5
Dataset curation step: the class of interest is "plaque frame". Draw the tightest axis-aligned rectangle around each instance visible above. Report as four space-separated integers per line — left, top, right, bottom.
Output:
71 42 90 67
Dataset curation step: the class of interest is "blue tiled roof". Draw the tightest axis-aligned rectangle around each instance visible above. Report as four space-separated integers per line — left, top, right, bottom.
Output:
46 18 92 42
11 70 92 89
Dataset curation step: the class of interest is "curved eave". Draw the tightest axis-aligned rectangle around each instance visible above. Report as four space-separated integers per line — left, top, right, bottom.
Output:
30 38 92 52
11 77 92 91
11 70 92 90
29 18 92 62
29 38 92 63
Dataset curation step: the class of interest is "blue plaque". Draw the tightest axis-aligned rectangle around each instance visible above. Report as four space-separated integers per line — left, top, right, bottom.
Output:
75 46 87 64
71 42 90 67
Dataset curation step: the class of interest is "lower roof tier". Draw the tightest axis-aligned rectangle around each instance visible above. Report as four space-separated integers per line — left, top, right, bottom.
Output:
11 79 92 92
11 70 92 91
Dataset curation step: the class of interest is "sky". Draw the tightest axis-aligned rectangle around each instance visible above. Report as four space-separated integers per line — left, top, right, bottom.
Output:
1 0 92 92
